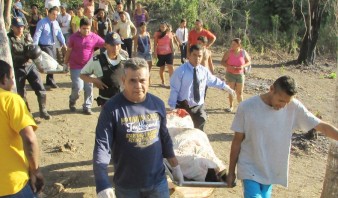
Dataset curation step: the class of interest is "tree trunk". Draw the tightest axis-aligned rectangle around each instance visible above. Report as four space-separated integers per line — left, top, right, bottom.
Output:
321 66 338 197
297 0 327 65
0 0 16 92
4 0 11 30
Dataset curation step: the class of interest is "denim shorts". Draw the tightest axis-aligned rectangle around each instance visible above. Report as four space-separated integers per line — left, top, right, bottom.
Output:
114 178 170 198
137 52 153 62
242 179 273 198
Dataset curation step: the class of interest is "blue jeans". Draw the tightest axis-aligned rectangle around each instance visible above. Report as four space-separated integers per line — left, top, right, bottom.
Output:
0 183 37 198
242 179 273 198
114 178 169 198
69 69 93 110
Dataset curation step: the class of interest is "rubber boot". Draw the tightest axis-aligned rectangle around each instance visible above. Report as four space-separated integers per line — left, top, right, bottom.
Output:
38 95 51 120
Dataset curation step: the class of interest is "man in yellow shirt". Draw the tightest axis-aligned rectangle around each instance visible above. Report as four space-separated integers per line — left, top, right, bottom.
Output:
0 60 44 197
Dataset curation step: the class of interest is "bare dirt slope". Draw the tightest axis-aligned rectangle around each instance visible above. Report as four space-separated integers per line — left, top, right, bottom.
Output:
25 51 336 198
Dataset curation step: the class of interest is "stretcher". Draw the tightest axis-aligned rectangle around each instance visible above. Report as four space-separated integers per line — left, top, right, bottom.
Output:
164 160 231 188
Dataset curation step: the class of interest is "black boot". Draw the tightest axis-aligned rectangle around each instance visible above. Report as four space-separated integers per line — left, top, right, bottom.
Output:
38 95 51 120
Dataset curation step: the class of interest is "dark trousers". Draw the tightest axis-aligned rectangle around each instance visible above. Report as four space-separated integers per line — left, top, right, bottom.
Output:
176 101 207 131
39 45 56 85
122 38 133 58
180 43 187 64
14 65 46 108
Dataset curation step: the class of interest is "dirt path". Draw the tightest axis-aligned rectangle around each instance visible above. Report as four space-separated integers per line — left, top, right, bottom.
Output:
25 51 336 197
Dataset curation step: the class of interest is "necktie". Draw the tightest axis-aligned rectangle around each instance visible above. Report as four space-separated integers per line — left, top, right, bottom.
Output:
50 22 55 43
193 67 200 103
183 28 186 42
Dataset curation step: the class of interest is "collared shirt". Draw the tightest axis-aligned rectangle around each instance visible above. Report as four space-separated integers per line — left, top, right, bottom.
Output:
68 32 105 69
33 17 65 46
176 27 188 43
57 13 71 34
168 62 231 109
80 50 128 78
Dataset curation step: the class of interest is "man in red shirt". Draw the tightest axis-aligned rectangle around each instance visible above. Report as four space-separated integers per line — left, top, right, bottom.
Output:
187 19 216 57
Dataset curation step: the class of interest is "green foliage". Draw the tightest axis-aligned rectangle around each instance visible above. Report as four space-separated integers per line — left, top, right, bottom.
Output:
326 72 337 79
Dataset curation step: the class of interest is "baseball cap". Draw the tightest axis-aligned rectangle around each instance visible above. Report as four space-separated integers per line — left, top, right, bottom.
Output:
105 32 124 45
12 17 25 27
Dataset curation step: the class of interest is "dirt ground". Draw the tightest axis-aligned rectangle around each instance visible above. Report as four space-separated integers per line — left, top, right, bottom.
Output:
25 50 336 198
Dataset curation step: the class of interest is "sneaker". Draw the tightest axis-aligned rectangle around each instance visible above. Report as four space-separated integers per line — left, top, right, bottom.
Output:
225 107 233 113
69 102 76 112
83 109 92 115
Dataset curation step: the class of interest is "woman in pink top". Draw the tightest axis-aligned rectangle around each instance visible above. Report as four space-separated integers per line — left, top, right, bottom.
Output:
221 38 251 112
153 22 175 86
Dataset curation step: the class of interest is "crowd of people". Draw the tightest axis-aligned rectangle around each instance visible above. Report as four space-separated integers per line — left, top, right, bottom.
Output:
1 1 338 198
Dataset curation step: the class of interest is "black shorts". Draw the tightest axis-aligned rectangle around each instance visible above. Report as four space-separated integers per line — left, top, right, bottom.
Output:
156 53 173 67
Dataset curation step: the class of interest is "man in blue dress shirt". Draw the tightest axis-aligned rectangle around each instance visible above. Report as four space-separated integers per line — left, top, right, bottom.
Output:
33 6 66 88
168 44 235 131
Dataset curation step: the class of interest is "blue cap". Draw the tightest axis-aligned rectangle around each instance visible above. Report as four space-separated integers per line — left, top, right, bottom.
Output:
12 17 25 27
105 32 123 45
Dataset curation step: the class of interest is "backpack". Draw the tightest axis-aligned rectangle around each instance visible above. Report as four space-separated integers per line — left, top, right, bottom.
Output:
242 49 252 75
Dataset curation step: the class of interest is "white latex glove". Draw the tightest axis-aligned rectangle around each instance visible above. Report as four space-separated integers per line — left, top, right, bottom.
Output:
172 165 184 185
229 89 236 97
225 87 236 97
97 188 115 198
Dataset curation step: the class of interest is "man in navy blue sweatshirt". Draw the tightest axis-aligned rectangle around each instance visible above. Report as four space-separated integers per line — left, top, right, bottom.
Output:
93 57 183 198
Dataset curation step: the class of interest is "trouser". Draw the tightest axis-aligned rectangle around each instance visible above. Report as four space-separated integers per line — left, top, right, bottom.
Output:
176 100 207 131
69 69 93 110
39 44 56 85
114 177 169 198
0 182 36 198
242 179 273 198
122 38 133 58
14 65 47 112
180 43 187 64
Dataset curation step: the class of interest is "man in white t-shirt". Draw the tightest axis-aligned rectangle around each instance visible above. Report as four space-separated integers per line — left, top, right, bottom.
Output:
175 19 188 64
227 75 338 198
57 4 71 43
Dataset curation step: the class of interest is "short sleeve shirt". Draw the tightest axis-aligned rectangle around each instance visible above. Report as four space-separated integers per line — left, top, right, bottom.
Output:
231 96 320 186
81 51 128 77
0 88 37 196
68 32 105 69
188 29 215 46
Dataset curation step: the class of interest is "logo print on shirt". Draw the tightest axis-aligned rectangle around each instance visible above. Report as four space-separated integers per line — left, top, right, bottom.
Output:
121 113 160 147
